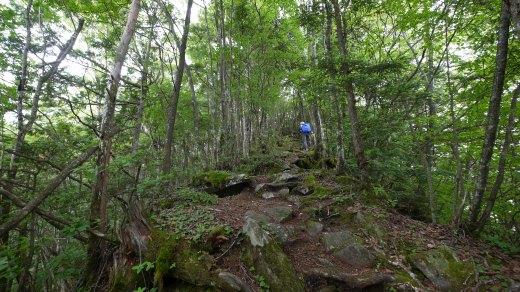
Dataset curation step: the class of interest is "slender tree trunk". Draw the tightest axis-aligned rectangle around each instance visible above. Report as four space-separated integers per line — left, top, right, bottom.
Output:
446 21 463 227
186 65 200 136
85 0 139 287
468 2 510 231
474 84 518 233
331 0 368 183
161 0 194 175
506 0 520 39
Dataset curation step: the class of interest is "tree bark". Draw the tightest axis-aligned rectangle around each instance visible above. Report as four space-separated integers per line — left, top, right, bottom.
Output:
505 0 520 39
161 0 194 175
468 2 510 231
85 0 140 287
331 0 368 183
474 84 518 233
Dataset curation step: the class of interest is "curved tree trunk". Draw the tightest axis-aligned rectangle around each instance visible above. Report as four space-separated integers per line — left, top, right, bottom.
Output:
85 0 140 287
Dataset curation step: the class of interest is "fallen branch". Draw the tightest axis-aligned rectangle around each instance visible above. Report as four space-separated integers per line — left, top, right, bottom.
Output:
0 146 98 238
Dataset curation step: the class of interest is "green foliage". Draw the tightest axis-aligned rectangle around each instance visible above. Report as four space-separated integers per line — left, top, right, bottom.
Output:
132 261 155 274
152 188 223 241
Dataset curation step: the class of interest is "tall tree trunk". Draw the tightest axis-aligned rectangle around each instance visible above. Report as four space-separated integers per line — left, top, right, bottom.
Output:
474 84 518 233
85 0 139 287
424 50 437 224
186 65 200 136
506 0 520 39
468 2 510 231
446 20 463 227
161 0 194 176
331 0 368 182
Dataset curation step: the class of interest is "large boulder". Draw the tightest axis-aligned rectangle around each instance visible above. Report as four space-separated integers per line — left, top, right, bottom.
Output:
322 231 376 268
241 218 305 292
263 223 303 245
333 244 376 268
322 231 363 253
264 206 293 223
192 171 251 197
410 247 475 291
218 272 254 292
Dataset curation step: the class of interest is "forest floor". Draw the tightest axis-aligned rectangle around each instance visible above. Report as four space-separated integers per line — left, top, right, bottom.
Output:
157 137 519 291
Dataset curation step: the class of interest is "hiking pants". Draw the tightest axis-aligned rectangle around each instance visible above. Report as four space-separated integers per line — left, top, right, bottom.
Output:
301 133 309 150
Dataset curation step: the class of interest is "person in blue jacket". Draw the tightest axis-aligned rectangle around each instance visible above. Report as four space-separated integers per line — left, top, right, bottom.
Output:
299 121 312 151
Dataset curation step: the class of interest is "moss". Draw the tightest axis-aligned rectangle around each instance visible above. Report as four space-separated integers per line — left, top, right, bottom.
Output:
241 236 305 292
303 175 316 188
148 231 180 288
159 198 174 209
109 265 139 292
410 247 475 291
174 242 218 287
192 171 232 189
296 157 313 169
147 230 223 289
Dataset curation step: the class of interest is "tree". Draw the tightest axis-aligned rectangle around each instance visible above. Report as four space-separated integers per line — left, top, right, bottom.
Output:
85 0 140 286
467 1 511 233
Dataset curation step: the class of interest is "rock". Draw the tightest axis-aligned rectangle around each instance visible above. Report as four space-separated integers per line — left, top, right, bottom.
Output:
295 157 313 169
306 221 324 237
256 182 293 199
509 280 520 292
263 223 302 244
255 183 267 193
244 210 272 224
218 272 254 292
242 218 271 247
193 171 251 197
264 206 293 223
241 218 305 292
332 244 376 268
410 247 475 291
274 172 300 183
305 268 394 289
355 211 386 245
261 187 289 199
322 231 362 253
286 195 303 208
291 185 313 196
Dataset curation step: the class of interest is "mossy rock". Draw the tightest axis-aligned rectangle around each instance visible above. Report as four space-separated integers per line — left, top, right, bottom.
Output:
146 230 230 290
409 247 475 291
241 218 305 291
295 157 313 169
192 171 251 197
192 171 232 189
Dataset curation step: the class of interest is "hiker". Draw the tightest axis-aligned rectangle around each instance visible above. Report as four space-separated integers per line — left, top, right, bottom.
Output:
299 121 312 151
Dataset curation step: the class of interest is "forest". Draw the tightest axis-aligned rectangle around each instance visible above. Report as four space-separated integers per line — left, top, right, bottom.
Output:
0 0 518 291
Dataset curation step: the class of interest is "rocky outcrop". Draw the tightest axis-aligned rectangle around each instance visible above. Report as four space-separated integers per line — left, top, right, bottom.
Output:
305 258 394 290
410 247 475 291
192 171 251 197
241 218 305 292
322 231 377 268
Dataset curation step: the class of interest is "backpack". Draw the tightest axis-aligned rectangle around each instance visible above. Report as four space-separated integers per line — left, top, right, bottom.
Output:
301 123 311 133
